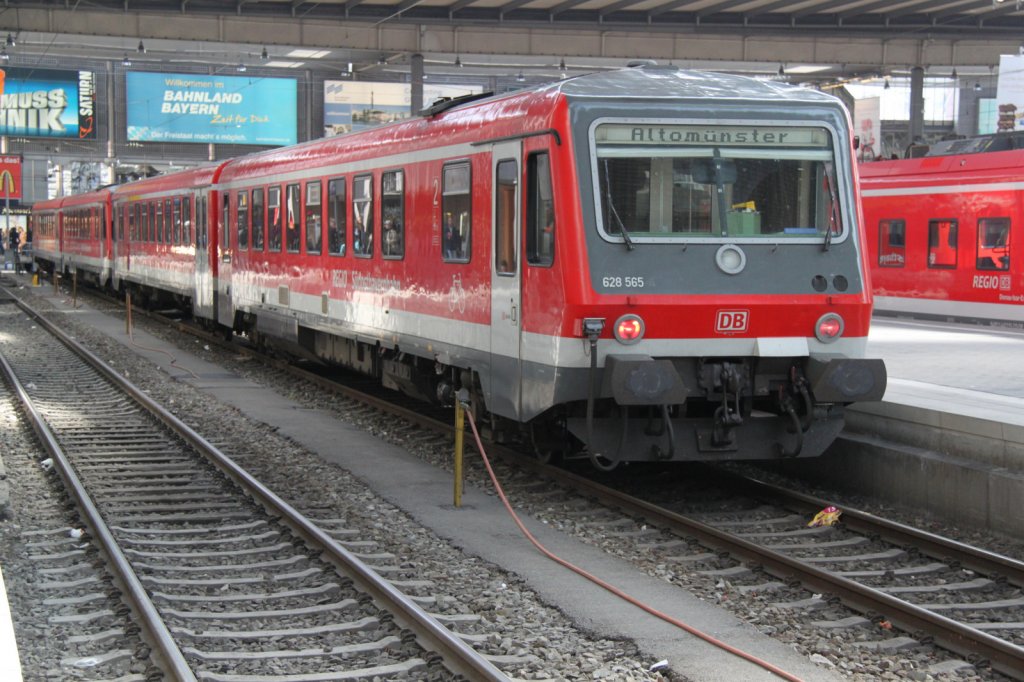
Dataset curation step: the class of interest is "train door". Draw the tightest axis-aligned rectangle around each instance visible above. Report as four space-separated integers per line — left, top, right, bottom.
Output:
489 141 523 419
194 191 214 320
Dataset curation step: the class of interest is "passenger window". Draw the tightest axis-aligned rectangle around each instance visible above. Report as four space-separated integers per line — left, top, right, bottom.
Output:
353 174 374 258
527 152 554 266
222 194 231 262
442 162 471 263
305 181 322 255
182 196 192 245
268 186 282 252
927 219 958 269
286 183 301 253
155 201 164 244
173 198 182 245
878 219 905 268
327 177 346 256
382 170 404 259
237 191 249 251
977 218 1010 271
251 189 264 251
495 159 517 275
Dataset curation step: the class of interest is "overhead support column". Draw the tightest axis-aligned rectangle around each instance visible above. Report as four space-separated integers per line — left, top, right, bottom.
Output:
909 65 924 145
411 53 424 115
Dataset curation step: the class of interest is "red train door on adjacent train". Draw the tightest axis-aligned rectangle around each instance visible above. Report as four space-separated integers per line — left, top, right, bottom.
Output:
490 142 523 419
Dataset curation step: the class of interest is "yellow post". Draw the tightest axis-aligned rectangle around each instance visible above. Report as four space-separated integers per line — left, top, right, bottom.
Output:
453 399 465 508
53 273 59 295
32 272 38 287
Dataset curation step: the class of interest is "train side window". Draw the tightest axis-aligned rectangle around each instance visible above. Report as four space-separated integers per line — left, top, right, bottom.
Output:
182 196 192 246
442 162 471 263
155 201 164 244
527 152 554 267
305 181 322 255
237 190 249 251
286 183 301 253
977 218 1010 271
495 159 518 275
173 198 182 245
142 203 151 243
353 174 374 258
197 196 207 249
327 177 346 256
129 205 136 241
927 219 958 269
251 188 264 251
878 219 905 267
222 194 231 262
268 186 282 252
382 170 404 259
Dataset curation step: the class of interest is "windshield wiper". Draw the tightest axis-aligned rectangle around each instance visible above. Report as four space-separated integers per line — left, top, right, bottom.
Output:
602 159 635 251
822 163 839 252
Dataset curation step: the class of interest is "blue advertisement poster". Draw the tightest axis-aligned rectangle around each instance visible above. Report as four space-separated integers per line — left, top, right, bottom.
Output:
0 67 97 139
126 72 297 145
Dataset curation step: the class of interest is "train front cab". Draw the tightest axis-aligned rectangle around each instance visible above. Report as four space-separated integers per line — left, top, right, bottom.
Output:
515 68 887 466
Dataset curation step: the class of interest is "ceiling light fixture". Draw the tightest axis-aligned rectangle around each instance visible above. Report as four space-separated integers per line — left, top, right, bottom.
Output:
454 55 462 68
778 63 785 77
516 70 525 82
975 81 983 92
951 68 958 80
884 77 890 90
0 48 8 63
5 33 14 48
261 46 268 61
137 40 146 54
559 58 567 73
236 61 247 72
377 54 387 65
121 53 132 67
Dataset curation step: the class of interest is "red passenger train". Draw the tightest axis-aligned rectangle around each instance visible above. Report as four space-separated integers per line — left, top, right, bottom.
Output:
31 64 886 467
861 135 1024 327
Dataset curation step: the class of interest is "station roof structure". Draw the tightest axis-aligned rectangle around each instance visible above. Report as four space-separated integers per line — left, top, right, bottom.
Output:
0 1 1020 86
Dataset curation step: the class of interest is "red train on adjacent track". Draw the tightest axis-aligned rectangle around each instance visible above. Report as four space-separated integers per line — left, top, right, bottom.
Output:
31 64 886 467
861 134 1024 327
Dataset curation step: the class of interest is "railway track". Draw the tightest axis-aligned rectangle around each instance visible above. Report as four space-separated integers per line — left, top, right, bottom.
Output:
0 286 508 681
126 286 1024 679
13 277 1024 679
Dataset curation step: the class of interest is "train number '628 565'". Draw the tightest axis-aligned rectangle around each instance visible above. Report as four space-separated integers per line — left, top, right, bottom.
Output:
602 276 645 288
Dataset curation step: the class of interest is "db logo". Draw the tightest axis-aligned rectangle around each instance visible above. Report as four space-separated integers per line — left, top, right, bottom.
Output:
715 309 749 333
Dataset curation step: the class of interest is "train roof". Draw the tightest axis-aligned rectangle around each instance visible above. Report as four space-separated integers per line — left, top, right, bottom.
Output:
859 147 1024 187
111 162 229 200
218 65 845 184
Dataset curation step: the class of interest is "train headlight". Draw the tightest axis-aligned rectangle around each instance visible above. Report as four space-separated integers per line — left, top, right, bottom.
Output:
815 313 844 343
614 314 645 345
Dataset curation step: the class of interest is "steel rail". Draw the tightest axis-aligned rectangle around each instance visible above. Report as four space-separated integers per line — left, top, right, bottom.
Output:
0 331 197 680
500 454 1024 680
7 290 510 682
47 285 1024 678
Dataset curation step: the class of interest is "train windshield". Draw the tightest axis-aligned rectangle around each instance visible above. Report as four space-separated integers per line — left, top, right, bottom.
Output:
593 122 842 243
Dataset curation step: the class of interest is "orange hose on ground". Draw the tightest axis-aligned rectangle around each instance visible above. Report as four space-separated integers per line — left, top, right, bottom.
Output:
462 408 806 682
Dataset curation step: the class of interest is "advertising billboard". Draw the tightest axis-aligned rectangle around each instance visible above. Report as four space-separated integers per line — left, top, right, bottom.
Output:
323 81 482 136
126 71 297 145
0 67 97 139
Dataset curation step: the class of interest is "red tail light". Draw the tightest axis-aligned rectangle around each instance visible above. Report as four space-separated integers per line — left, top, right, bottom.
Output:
614 314 645 344
815 313 844 343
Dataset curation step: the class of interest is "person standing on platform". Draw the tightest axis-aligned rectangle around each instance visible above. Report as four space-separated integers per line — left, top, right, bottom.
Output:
8 226 20 273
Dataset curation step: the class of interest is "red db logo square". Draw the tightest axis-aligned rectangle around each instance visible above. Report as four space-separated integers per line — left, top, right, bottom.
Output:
715 310 749 333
